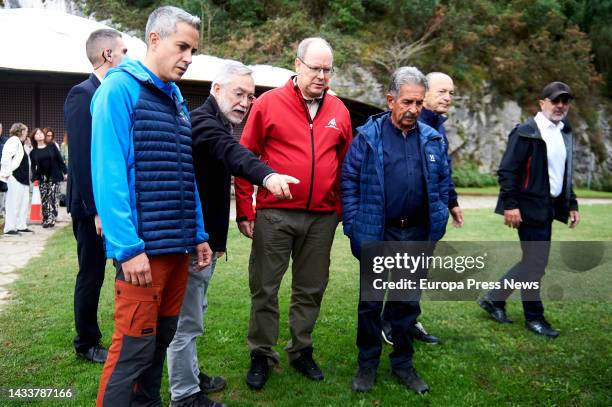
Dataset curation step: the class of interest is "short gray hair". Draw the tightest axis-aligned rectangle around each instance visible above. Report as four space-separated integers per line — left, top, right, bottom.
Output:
145 6 201 46
388 66 428 96
211 61 253 89
86 29 122 66
297 37 333 61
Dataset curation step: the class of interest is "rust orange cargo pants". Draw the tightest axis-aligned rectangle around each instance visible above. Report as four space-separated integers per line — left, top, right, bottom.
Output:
96 253 189 407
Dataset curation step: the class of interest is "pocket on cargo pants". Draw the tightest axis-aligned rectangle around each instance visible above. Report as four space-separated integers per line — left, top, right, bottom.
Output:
114 280 161 337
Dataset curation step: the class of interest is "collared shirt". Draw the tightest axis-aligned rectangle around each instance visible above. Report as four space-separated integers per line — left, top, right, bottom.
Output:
382 116 427 222
293 77 322 119
534 111 567 197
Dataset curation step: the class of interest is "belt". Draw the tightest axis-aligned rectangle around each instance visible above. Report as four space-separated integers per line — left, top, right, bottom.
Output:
386 217 427 229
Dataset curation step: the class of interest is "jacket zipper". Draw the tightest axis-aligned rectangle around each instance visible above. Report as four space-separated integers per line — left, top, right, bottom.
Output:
298 94 321 211
523 156 532 190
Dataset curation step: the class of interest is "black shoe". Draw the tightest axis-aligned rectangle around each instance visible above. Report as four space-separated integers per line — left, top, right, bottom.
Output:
409 322 440 344
290 348 324 381
246 353 270 390
381 320 393 345
198 371 226 394
18 228 34 233
525 319 559 338
392 367 429 394
4 230 21 235
477 297 513 323
76 343 108 363
42 223 50 229
169 391 226 407
352 366 377 392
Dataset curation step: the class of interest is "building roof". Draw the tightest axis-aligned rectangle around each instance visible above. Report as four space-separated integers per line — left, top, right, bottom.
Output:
0 8 295 87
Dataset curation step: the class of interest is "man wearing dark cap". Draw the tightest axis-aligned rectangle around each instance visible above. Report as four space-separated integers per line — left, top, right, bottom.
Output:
478 81 579 338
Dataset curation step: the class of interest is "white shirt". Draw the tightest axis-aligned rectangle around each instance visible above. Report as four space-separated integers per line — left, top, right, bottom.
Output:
534 112 567 197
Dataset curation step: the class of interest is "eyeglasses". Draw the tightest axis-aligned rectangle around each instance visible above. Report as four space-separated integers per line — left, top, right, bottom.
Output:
232 90 256 103
298 57 334 76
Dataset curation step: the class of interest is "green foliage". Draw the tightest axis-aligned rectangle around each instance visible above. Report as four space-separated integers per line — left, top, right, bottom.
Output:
452 162 498 188
76 0 610 105
591 171 612 192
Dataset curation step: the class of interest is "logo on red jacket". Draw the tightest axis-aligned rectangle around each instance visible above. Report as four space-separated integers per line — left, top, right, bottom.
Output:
325 118 339 130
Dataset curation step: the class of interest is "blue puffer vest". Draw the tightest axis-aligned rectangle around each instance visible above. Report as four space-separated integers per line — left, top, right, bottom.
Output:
133 84 198 255
341 112 450 258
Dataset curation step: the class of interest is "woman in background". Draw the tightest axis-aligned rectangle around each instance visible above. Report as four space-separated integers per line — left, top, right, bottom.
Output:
30 128 67 228
0 123 31 235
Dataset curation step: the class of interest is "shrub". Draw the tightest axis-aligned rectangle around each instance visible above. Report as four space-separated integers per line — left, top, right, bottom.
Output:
452 163 498 187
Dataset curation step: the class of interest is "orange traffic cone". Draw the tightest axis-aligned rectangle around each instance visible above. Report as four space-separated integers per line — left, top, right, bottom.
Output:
29 181 43 225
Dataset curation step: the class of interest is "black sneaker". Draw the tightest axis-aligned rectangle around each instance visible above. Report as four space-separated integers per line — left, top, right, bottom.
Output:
198 371 226 394
392 366 429 394
169 391 226 407
76 343 108 363
352 366 377 392
18 228 34 233
4 230 21 235
477 297 513 324
246 353 270 390
290 347 324 381
525 318 559 338
409 322 440 344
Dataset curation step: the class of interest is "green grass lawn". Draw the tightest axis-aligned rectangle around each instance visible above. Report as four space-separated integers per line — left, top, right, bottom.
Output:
0 205 611 406
456 187 612 199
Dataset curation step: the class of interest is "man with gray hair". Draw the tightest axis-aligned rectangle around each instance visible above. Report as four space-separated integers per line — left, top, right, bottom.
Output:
235 37 352 389
64 27 126 365
166 61 298 407
341 66 450 393
91 6 212 406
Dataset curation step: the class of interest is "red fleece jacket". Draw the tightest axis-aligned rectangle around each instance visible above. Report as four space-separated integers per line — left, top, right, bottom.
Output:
235 78 352 221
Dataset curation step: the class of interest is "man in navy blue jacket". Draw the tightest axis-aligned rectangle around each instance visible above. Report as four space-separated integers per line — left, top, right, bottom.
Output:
63 28 127 364
381 72 463 347
342 67 449 394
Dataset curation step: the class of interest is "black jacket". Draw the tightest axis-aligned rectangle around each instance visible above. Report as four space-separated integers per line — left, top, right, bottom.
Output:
495 116 578 225
63 73 100 219
30 143 67 184
191 96 274 252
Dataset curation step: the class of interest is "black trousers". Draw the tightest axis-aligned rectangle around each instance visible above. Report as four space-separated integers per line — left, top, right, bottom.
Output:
357 225 430 370
72 215 107 352
488 221 552 321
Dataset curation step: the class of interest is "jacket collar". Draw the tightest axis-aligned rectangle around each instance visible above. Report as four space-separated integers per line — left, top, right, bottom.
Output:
517 115 572 140
357 111 442 147
419 107 447 128
89 72 101 88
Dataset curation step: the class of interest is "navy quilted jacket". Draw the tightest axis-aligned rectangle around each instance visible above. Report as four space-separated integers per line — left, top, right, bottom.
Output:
341 112 450 258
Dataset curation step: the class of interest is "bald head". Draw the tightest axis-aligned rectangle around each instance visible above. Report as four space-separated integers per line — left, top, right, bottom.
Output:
424 72 454 114
295 37 334 99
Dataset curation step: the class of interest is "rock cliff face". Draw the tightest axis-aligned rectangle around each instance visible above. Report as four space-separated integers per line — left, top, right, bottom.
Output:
334 67 611 185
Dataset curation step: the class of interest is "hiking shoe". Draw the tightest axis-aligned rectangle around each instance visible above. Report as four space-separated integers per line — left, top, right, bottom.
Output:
290 347 324 381
198 371 226 394
392 366 429 394
352 366 377 392
246 353 270 390
169 391 226 407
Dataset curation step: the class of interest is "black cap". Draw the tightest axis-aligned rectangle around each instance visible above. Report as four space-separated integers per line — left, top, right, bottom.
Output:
541 81 573 100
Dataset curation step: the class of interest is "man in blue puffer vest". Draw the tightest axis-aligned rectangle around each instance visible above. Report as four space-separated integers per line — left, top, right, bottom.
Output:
341 67 449 394
90 6 212 407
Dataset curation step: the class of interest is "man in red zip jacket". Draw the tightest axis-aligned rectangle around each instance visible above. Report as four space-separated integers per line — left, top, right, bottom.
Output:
235 37 352 390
